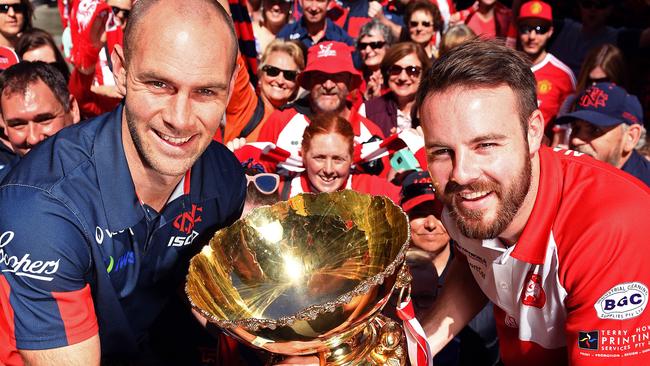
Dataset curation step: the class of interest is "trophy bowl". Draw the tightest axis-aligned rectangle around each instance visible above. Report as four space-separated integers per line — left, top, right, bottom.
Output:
186 190 410 365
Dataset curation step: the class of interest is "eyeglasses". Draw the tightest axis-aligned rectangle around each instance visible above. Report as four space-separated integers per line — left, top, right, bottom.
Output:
518 24 550 35
409 20 432 28
246 173 280 195
357 41 386 50
262 65 299 81
0 3 26 14
579 0 612 10
388 65 422 78
111 6 130 18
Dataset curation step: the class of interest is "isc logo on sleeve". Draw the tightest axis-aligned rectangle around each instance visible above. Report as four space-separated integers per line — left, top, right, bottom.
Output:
595 282 648 320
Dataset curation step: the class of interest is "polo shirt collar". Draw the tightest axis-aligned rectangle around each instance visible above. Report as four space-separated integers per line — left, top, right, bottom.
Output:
93 104 144 232
509 146 563 265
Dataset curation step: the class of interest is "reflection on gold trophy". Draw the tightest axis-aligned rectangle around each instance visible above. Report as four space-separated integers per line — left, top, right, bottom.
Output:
186 190 411 365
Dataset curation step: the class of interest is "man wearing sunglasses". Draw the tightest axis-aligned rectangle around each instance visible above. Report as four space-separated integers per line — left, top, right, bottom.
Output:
0 0 32 49
517 1 575 130
108 0 132 28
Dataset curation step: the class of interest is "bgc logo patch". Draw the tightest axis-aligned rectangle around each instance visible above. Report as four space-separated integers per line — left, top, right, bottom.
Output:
578 331 599 350
173 204 202 234
595 282 648 320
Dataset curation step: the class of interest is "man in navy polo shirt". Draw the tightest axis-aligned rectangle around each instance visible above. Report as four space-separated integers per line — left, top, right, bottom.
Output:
277 0 354 49
558 82 649 186
0 0 245 364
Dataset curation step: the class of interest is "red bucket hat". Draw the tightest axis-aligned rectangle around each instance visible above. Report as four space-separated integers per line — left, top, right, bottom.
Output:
519 1 552 23
298 41 362 90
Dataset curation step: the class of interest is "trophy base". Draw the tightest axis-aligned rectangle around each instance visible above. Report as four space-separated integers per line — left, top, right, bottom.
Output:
322 314 407 366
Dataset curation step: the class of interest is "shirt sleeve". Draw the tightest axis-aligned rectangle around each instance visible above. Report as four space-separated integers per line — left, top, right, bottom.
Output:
0 185 97 350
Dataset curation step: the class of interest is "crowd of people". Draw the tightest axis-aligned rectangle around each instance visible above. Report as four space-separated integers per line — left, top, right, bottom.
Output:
0 0 648 365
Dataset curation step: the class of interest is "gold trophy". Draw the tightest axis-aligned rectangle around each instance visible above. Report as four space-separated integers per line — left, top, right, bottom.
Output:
186 190 411 365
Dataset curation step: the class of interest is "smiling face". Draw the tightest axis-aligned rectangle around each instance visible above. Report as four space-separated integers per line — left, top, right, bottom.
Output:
1 79 75 156
358 30 387 68
300 0 328 25
409 9 434 45
303 132 352 193
0 0 24 42
263 0 290 28
388 52 422 102
115 3 237 179
408 201 449 253
308 72 351 114
421 85 539 240
260 51 299 108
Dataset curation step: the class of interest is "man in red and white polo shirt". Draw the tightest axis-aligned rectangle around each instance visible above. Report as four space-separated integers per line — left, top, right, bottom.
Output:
517 0 575 130
417 39 650 366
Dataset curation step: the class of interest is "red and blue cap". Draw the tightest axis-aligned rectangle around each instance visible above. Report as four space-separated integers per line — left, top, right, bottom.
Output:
400 170 443 216
556 82 643 127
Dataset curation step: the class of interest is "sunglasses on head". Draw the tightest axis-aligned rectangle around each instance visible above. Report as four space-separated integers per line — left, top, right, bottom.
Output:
409 20 432 28
246 173 280 195
111 6 130 18
262 64 299 81
579 0 612 9
388 65 422 78
0 3 26 14
518 24 550 35
357 41 386 50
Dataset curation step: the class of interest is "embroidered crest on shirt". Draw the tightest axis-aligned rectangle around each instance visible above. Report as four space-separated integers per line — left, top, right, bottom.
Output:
537 80 552 94
521 271 546 308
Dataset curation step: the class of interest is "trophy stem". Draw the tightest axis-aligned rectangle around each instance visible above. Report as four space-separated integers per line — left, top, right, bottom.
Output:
320 315 407 366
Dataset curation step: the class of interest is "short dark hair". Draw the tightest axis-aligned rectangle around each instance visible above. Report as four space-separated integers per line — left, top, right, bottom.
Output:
123 0 238 72
404 0 443 33
0 61 71 114
415 39 537 131
15 28 70 82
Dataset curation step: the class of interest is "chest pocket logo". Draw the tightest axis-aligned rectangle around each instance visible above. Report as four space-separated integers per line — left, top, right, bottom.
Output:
169 204 203 247
521 271 546 308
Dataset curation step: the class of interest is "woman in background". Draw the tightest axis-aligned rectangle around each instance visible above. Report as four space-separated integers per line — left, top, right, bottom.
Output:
356 19 393 100
15 28 70 81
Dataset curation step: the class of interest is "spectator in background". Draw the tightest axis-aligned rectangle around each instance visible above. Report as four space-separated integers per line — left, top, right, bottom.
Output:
245 39 305 141
253 0 292 56
367 0 408 40
574 43 628 93
108 0 132 28
15 28 70 82
278 112 399 200
360 42 431 136
277 0 353 49
356 19 393 100
516 1 575 131
558 82 650 186
403 0 443 58
461 0 515 46
548 0 650 77
438 23 475 55
0 62 80 180
257 41 384 173
0 0 32 48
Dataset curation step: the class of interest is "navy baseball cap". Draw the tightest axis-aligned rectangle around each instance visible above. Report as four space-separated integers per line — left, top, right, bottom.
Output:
400 170 443 216
556 82 643 127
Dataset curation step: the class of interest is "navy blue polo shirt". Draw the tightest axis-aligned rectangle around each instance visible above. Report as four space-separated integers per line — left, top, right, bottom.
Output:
277 17 354 49
0 104 245 358
622 149 650 187
0 142 17 182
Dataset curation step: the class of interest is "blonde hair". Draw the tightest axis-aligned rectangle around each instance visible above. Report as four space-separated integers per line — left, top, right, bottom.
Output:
258 39 306 73
439 24 476 56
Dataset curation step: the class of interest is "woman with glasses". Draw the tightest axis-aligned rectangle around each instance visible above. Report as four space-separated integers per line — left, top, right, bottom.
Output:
356 19 393 101
279 113 400 201
402 0 443 59
0 0 32 48
359 42 431 136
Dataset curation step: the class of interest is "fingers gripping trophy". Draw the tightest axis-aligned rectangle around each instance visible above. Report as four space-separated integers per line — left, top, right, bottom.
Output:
186 190 416 365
